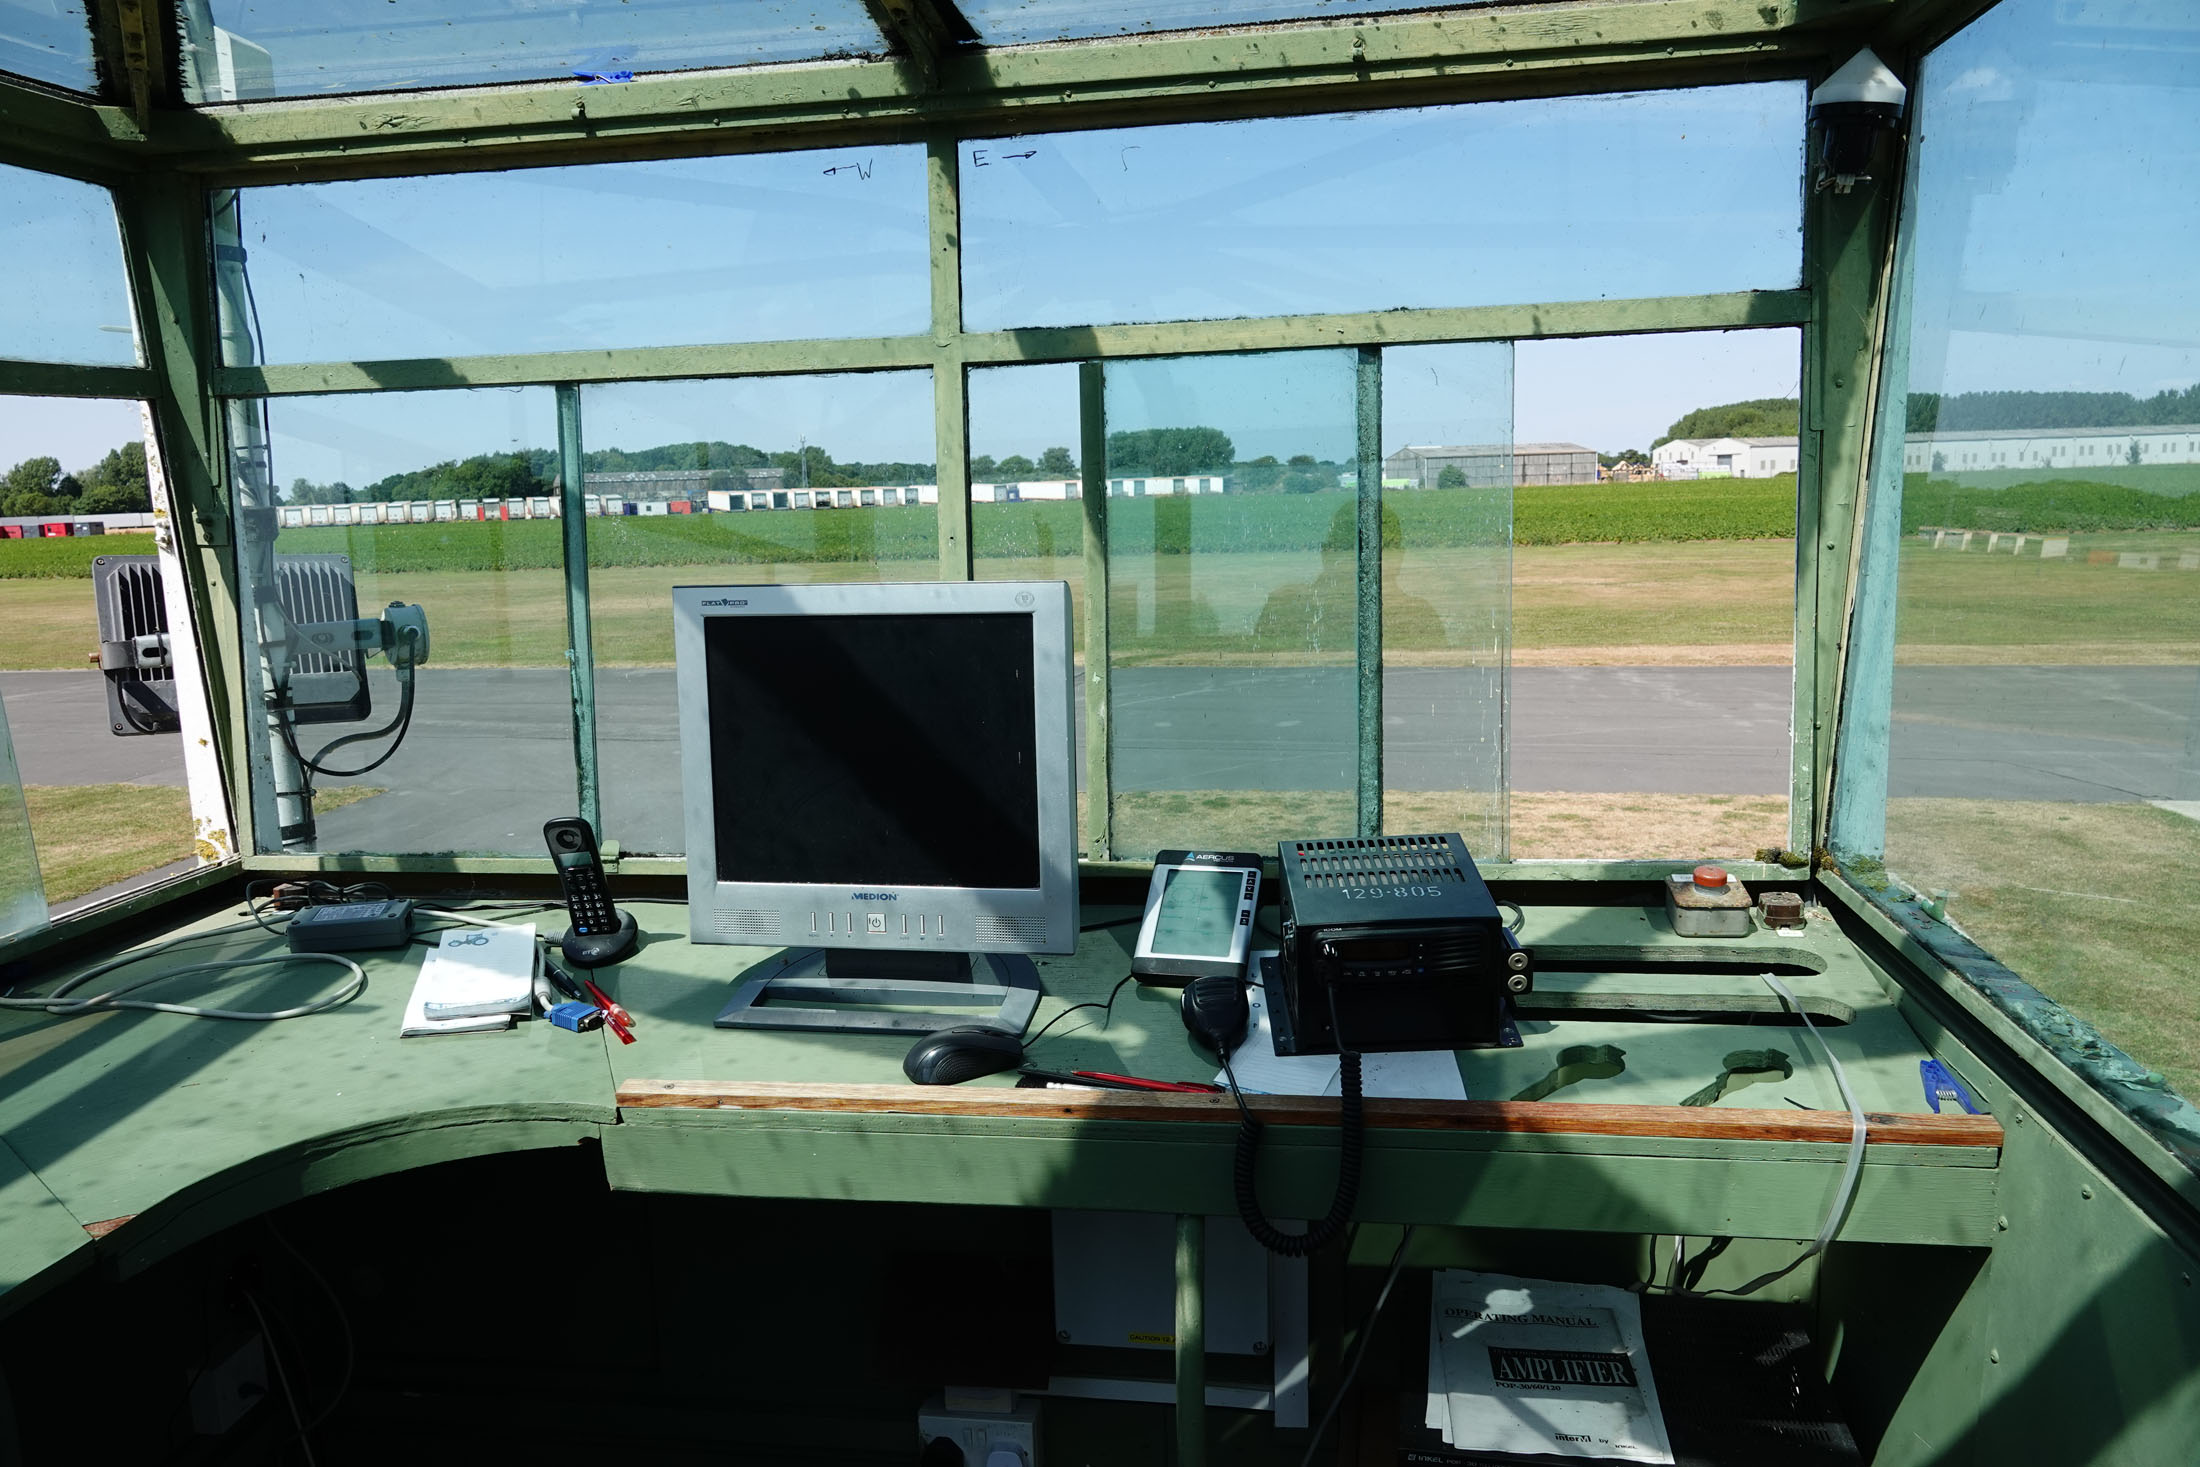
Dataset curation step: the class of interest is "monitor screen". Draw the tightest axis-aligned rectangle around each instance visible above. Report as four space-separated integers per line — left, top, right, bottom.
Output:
704 611 1041 890
1152 867 1243 958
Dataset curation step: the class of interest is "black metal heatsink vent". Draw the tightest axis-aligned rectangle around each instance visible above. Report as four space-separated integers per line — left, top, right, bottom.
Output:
272 554 372 725
92 555 177 735
1284 835 1470 890
93 554 372 737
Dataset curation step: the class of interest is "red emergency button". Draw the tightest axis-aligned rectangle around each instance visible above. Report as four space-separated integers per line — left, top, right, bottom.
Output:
1692 864 1728 889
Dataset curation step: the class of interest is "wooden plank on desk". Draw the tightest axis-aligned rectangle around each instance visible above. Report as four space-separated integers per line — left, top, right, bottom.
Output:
614 1079 2004 1149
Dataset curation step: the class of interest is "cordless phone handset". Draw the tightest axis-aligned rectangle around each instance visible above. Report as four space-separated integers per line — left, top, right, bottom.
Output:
543 816 638 968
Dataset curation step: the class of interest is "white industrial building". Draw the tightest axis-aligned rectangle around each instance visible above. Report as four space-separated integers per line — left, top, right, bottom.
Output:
1651 436 1800 480
1384 443 1599 488
1901 424 2200 473
1105 474 1224 496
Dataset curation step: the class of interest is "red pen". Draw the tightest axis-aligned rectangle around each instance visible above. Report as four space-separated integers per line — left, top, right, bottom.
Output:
580 976 636 1044
1072 1070 1221 1094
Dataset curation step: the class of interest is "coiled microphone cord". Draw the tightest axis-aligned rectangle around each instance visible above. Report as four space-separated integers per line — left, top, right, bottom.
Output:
1220 1046 1364 1257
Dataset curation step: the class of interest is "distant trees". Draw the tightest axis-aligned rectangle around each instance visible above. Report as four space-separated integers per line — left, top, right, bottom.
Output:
76 442 150 513
1906 382 2200 433
1037 446 1076 476
1281 453 1330 494
1 456 77 516
0 441 153 516
1106 426 1236 476
993 454 1037 478
1436 465 1468 488
1597 449 1649 469
1655 399 1798 447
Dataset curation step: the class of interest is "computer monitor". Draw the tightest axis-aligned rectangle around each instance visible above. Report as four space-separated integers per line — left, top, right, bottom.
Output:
672 580 1078 1035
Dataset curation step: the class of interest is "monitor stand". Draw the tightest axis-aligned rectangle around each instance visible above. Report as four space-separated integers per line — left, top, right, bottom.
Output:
714 947 1041 1036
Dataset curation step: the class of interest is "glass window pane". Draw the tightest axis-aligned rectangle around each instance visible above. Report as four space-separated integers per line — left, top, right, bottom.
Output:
179 0 885 103
970 363 1090 847
1507 329 1799 860
229 388 570 856
1836 0 2200 1105
1103 350 1357 858
1381 342 1510 859
216 147 928 365
0 686 41 941
961 0 1480 46
582 370 937 856
962 83 1802 332
1 395 196 913
0 0 98 93
0 164 137 367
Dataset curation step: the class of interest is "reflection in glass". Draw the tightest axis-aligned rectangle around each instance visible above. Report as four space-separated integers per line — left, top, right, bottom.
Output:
0 687 44 941
0 0 97 93
1103 350 1357 858
228 388 571 856
1381 343 1510 858
581 371 937 855
969 363 1089 848
0 394 194 912
1506 329 1799 860
960 0 1477 46
1835 0 2200 1101
178 0 884 103
0 163 137 366
217 147 928 365
962 83 1802 332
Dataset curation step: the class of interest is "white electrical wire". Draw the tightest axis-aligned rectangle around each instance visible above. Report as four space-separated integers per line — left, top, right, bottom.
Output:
0 938 366 1022
1764 971 1868 1255
416 905 536 931
1685 972 1866 1298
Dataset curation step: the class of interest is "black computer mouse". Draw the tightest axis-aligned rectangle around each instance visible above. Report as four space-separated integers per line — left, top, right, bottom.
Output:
902 1026 1026 1086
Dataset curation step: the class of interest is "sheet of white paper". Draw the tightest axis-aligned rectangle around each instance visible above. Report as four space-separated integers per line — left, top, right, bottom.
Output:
1213 972 1468 1102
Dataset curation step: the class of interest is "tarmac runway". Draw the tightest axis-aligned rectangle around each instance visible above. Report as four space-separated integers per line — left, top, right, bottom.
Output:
4 663 2194 855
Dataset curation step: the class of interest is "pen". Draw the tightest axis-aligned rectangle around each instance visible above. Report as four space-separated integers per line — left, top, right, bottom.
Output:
539 954 586 1003
1020 1066 1145 1090
1072 1070 1223 1094
578 975 636 1044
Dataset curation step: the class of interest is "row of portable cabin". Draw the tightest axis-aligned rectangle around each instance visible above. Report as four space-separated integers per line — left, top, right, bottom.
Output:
265 480 1100 528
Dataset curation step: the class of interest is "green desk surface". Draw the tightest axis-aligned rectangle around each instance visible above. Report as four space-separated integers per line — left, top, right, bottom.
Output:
0 894 1998 1320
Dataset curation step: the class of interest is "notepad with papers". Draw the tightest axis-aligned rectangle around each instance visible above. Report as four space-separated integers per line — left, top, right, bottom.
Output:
401 924 537 1036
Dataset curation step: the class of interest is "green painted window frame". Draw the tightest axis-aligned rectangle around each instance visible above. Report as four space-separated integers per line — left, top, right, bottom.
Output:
0 0 1927 888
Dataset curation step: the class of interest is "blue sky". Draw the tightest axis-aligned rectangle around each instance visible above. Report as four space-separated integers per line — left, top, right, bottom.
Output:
6 10 2194 476
1899 0 2200 407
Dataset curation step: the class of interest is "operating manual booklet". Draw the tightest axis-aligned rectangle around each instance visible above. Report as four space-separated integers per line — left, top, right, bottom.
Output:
1424 1271 1672 1464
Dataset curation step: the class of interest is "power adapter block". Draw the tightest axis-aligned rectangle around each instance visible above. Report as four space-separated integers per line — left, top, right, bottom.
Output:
286 899 415 953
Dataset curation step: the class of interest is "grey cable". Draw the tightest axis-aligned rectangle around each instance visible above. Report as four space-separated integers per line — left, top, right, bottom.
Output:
242 1289 319 1467
1678 973 1866 1299
0 942 366 1022
1299 1224 1417 1467
263 1217 355 1434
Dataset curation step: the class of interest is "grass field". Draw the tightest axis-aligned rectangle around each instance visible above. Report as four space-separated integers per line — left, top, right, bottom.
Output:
16 532 2200 670
18 783 381 906
1099 791 1786 865
1883 798 2200 1099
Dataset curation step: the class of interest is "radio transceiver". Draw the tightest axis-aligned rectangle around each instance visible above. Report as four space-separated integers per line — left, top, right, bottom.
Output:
1267 833 1530 1055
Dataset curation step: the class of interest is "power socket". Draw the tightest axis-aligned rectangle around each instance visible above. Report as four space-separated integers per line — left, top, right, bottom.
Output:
919 1393 1039 1466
